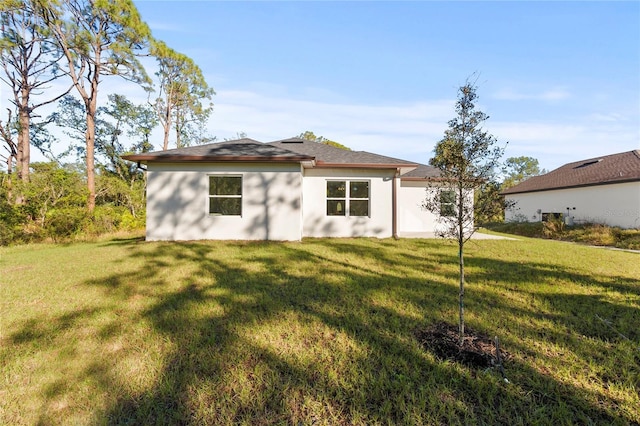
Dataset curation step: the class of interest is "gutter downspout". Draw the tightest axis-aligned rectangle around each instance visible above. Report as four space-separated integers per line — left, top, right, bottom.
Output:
392 168 399 239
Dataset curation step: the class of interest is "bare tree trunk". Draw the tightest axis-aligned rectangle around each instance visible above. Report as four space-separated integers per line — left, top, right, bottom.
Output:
85 109 96 211
175 118 181 148
162 103 171 151
458 185 465 346
18 86 30 183
5 158 12 202
85 76 98 212
458 235 465 346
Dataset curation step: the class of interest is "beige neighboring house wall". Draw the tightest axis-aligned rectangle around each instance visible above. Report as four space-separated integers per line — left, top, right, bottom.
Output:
506 181 640 229
502 150 640 230
146 162 303 241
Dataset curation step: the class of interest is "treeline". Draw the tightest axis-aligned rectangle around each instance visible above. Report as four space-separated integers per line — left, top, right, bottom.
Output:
0 0 214 244
0 162 144 244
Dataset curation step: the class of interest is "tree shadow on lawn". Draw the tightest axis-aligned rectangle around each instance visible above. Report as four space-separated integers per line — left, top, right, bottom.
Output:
5 239 637 424
464 255 640 343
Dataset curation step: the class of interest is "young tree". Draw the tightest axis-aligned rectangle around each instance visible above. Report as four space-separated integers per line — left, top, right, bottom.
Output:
40 0 151 211
0 0 71 185
150 40 214 150
423 80 505 345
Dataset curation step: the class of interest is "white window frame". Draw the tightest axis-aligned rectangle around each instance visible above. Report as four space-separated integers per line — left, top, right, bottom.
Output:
208 175 243 216
439 189 456 217
326 180 370 217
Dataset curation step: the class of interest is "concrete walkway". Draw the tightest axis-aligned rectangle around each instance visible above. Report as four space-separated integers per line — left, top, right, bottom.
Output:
398 231 518 240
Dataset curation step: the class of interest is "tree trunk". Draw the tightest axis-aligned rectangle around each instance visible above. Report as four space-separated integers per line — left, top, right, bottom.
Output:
458 185 465 347
18 86 30 183
85 79 98 212
458 242 465 346
162 103 171 151
5 159 12 202
162 122 170 151
86 109 96 211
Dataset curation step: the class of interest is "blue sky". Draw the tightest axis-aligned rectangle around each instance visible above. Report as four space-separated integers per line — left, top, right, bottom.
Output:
9 1 639 171
132 1 639 170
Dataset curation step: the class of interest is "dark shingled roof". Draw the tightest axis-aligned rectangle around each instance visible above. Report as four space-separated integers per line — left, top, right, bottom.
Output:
268 138 418 168
123 137 426 173
122 138 314 162
501 150 640 195
400 163 441 180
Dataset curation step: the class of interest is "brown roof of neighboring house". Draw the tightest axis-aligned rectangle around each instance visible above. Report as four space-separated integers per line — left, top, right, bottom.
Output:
501 150 640 195
122 138 314 162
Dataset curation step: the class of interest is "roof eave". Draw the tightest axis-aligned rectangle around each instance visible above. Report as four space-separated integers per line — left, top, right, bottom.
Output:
401 176 442 181
501 177 640 196
122 155 314 163
314 161 418 170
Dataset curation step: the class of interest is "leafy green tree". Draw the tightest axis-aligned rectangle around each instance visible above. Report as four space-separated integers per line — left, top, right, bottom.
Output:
502 156 546 189
297 131 350 150
474 181 505 224
19 161 87 226
49 94 93 159
100 94 156 181
51 93 152 219
423 80 505 345
0 0 71 186
150 40 214 150
52 94 155 174
40 0 151 211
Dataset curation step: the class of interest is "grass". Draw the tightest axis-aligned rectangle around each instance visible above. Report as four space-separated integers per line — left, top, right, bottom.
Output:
1 234 639 425
486 222 640 250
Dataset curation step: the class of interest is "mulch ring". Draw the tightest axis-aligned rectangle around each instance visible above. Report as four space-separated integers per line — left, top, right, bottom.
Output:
415 321 511 369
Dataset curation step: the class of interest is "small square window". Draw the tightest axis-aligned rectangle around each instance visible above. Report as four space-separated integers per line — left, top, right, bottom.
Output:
326 180 369 217
209 176 242 215
327 200 346 216
327 181 346 198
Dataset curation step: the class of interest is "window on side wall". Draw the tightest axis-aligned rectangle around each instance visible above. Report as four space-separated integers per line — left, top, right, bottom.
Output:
209 176 242 216
326 180 370 217
439 190 456 217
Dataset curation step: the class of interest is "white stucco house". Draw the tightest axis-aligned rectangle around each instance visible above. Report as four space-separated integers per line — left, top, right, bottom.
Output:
123 138 463 241
502 150 640 229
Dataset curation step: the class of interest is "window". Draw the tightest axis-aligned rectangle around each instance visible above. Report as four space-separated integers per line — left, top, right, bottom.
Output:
541 212 562 222
439 190 456 217
326 180 369 216
209 176 242 215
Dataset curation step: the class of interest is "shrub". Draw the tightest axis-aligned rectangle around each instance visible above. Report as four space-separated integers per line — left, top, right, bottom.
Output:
44 207 90 242
542 217 565 239
119 210 145 231
611 228 640 250
488 221 640 250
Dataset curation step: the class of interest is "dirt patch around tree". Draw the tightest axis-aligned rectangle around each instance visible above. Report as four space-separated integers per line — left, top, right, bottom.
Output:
415 322 510 372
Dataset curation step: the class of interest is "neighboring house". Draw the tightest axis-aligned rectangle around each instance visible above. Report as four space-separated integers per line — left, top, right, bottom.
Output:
123 138 462 241
502 150 640 229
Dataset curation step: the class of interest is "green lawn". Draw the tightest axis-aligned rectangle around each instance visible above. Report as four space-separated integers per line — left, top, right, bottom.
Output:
1 235 639 425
